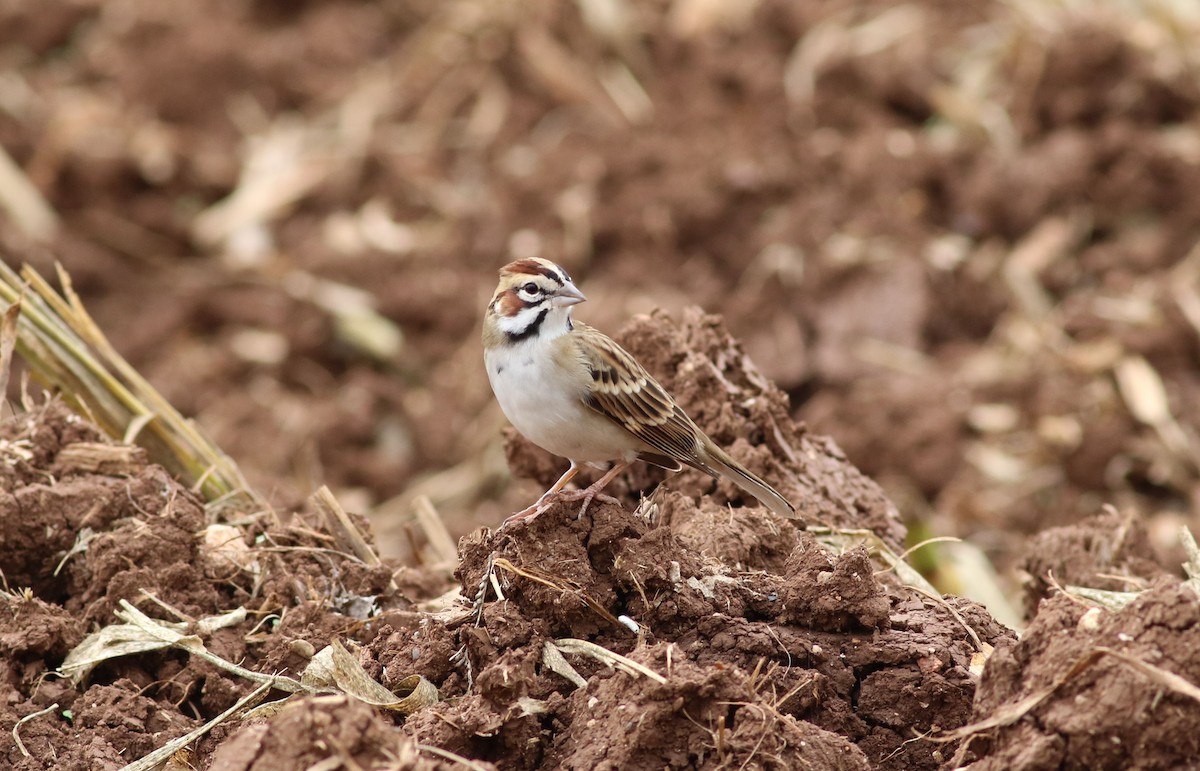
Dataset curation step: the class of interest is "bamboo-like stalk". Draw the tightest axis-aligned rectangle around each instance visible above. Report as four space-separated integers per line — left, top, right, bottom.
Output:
0 260 263 511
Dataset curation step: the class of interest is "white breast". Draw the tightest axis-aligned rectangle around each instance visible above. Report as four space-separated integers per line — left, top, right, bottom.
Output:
485 337 640 464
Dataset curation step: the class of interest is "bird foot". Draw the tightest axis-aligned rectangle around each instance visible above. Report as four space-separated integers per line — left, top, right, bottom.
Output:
499 475 623 529
557 486 622 519
498 497 550 529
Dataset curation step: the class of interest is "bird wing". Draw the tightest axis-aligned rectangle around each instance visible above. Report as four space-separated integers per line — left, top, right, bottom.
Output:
564 323 798 521
570 323 712 475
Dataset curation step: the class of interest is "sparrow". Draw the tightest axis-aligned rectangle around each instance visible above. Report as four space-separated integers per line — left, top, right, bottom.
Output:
482 257 798 524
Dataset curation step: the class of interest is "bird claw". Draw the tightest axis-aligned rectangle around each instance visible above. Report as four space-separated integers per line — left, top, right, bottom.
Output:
499 498 549 529
500 470 624 528
557 487 622 518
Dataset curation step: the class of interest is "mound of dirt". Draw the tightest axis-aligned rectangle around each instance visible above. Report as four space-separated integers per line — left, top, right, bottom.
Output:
0 313 1004 770
5 307 1200 769
961 579 1200 769
428 497 1003 770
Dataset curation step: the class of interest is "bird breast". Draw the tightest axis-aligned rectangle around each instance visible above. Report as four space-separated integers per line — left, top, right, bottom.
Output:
485 338 641 464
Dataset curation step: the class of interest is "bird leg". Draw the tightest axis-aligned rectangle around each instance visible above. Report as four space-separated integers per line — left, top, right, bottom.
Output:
503 459 634 526
556 460 631 518
503 461 582 525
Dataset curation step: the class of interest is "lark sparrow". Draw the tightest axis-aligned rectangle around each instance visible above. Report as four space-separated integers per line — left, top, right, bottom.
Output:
482 257 798 524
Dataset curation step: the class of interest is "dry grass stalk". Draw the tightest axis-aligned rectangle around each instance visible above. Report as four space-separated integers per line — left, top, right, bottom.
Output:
553 638 667 684
412 494 460 568
311 485 383 567
55 442 148 475
0 261 262 511
11 702 58 759
119 680 275 771
541 641 589 688
311 486 401 592
301 639 438 714
1061 584 1137 611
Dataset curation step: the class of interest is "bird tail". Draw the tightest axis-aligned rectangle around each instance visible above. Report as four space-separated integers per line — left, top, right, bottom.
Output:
701 442 799 522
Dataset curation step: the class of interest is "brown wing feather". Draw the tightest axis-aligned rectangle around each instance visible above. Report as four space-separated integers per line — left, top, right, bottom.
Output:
572 323 714 475
568 323 798 520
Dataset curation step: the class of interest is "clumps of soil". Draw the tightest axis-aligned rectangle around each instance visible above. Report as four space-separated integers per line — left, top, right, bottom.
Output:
0 399 440 770
961 579 1200 769
1017 505 1170 615
3 299 1200 768
778 542 892 630
535 645 873 771
433 497 999 769
208 696 439 771
0 309 1012 770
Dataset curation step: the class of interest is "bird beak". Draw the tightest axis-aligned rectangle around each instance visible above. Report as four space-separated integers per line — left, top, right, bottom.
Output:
551 282 587 307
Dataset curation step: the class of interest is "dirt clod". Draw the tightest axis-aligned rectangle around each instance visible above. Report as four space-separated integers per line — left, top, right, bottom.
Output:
779 542 892 630
1018 506 1169 616
963 579 1200 770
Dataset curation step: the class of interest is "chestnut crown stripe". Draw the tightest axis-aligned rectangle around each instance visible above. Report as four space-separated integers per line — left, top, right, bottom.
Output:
502 258 567 285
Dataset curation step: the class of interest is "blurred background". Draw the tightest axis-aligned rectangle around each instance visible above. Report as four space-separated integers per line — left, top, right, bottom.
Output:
2 0 1199 600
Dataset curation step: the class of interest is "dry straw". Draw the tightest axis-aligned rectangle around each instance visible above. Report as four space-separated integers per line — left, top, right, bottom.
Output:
0 260 262 512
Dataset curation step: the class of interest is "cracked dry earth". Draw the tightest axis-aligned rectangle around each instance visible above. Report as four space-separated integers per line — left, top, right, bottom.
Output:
2 311 1198 770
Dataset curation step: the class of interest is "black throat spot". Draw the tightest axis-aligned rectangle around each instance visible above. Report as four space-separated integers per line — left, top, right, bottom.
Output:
505 308 549 343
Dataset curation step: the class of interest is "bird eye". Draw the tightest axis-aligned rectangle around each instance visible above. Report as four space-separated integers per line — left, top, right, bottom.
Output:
521 282 539 294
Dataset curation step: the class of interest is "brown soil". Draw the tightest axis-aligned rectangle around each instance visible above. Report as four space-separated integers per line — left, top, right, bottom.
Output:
962 580 1200 770
3 0 1200 769
1 335 1011 770
1 313 1192 770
